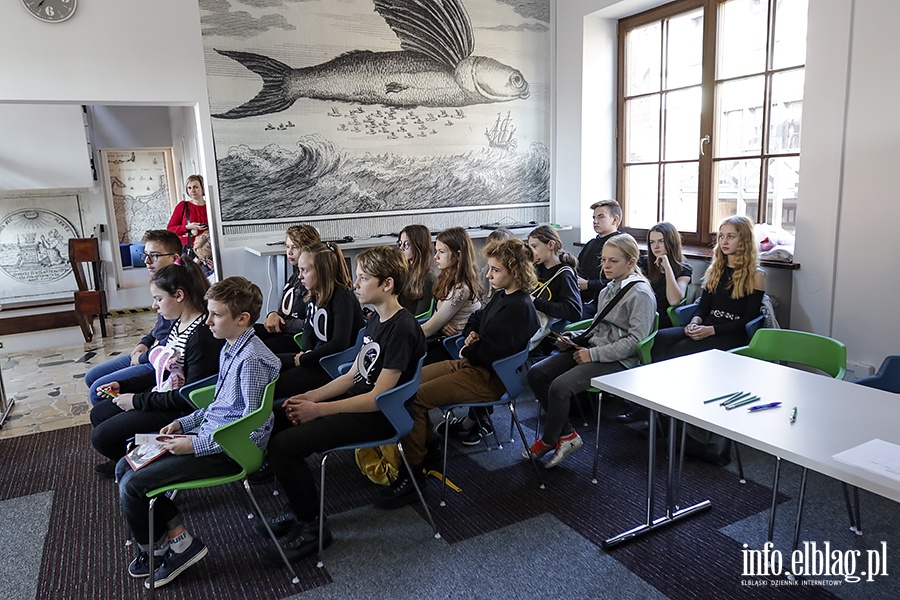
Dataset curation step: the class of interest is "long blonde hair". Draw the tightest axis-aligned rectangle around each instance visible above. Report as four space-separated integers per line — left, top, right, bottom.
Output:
703 215 758 298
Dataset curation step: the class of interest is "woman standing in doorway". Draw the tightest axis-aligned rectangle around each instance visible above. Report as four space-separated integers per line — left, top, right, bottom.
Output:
167 174 209 251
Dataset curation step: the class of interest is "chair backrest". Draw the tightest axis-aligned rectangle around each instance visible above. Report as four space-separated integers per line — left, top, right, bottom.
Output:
293 331 303 348
319 327 365 379
548 318 569 335
673 301 764 339
852 355 900 393
415 299 436 322
212 377 278 475
374 355 426 439
731 329 847 379
180 373 219 408
666 298 689 327
673 302 698 327
565 318 593 332
442 333 465 360
492 346 531 401
635 312 660 365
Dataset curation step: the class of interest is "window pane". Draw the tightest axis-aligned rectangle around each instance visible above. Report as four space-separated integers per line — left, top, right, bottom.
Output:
625 164 659 229
626 96 661 162
665 8 704 89
766 156 799 233
714 158 761 226
768 69 804 153
662 162 699 233
664 87 701 161
627 22 661 95
715 76 764 157
717 0 768 79
773 0 808 69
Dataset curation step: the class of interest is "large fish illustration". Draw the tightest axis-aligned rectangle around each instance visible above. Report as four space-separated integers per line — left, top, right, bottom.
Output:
212 0 530 118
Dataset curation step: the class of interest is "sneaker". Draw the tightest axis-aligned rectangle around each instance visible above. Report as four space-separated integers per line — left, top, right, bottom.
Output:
94 460 116 479
144 540 208 589
246 461 274 485
434 415 473 438
128 551 152 579
544 432 583 469
260 521 332 564
373 470 426 509
461 423 493 446
521 438 555 460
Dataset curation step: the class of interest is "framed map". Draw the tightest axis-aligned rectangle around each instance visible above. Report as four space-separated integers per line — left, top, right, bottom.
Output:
0 195 84 305
101 149 177 245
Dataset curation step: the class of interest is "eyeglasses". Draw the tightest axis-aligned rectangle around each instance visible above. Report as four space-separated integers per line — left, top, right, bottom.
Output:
140 252 177 263
397 240 411 250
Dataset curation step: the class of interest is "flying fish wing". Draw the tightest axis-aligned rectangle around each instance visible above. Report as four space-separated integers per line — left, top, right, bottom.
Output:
373 0 474 69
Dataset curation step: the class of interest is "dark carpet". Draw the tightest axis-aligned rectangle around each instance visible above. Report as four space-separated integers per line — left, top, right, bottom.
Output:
0 417 847 600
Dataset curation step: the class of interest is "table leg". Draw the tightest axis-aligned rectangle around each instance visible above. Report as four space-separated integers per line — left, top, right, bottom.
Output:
767 456 782 544
602 409 711 549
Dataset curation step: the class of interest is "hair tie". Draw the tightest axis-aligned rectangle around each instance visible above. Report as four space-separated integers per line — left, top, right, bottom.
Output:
174 255 183 266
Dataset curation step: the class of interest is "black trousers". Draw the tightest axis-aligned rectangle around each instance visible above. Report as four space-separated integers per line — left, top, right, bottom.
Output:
90 400 191 461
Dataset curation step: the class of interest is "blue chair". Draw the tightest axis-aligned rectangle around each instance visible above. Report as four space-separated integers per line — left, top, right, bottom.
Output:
319 327 365 380
178 373 219 408
315 355 439 568
145 379 300 596
436 344 545 506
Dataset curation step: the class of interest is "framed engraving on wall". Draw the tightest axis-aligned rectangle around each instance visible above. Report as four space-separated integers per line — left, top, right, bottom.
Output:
0 195 84 305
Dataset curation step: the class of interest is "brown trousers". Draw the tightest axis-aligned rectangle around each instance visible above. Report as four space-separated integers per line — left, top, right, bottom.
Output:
402 358 506 465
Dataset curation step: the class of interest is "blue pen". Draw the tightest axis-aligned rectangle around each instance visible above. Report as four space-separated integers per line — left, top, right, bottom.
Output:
748 402 782 412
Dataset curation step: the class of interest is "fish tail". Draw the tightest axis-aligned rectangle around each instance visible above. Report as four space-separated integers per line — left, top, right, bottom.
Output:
212 50 296 119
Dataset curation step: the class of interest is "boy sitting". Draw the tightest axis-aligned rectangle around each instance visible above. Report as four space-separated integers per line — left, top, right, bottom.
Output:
116 276 279 589
577 199 623 318
263 245 426 562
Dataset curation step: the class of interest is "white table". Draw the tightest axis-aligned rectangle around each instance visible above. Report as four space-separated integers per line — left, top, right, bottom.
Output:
590 350 900 548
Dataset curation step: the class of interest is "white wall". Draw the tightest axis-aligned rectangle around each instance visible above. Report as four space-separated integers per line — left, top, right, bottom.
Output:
90 106 174 149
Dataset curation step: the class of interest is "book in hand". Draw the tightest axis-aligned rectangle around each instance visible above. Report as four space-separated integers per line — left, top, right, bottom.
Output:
125 433 196 471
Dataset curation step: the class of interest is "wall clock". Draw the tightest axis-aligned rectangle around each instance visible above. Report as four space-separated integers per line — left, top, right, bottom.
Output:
22 0 77 23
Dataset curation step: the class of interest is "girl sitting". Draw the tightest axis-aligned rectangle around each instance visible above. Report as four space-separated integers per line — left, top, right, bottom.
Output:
526 234 656 468
421 227 482 364
527 225 582 351
397 224 436 317
638 222 692 329
651 215 766 362
91 260 223 473
255 224 321 357
274 242 366 402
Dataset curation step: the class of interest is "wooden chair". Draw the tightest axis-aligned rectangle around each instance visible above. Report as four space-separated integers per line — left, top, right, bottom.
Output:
68 237 107 342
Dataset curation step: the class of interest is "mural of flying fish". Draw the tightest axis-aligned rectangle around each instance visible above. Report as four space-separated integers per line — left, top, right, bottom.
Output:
212 0 530 119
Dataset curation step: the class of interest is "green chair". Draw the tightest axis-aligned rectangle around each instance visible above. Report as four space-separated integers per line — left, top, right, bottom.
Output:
144 378 299 596
415 298 436 322
293 331 303 349
666 297 688 327
728 329 848 549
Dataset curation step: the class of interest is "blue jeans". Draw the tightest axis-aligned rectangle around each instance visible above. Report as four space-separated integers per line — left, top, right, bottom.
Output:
116 452 239 545
85 356 153 406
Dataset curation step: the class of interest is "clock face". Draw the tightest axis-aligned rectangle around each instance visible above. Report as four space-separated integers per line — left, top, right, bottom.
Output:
22 0 77 23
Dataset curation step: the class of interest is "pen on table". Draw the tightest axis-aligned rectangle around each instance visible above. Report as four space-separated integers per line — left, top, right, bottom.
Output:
748 402 782 412
704 391 742 404
721 392 752 406
790 406 797 424
725 396 761 410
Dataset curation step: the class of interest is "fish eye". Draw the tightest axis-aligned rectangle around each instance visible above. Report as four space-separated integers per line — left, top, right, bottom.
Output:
510 73 523 87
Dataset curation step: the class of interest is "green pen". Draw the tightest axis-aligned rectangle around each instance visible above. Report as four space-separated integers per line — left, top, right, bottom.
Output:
721 392 752 406
704 391 742 404
726 395 761 410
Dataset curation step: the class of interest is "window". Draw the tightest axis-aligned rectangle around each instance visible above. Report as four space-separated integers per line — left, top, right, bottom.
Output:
617 0 808 243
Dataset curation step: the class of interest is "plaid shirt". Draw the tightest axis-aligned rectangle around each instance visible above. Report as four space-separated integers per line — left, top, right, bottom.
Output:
177 328 279 457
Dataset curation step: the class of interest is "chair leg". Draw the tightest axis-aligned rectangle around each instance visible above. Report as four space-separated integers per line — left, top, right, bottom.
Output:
317 453 329 568
148 497 157 600
440 411 452 507
509 401 545 490
242 480 300 583
397 442 440 539
591 391 603 484
734 441 746 484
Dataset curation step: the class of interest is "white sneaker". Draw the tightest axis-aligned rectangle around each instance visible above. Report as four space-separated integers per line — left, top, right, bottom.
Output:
544 432 583 469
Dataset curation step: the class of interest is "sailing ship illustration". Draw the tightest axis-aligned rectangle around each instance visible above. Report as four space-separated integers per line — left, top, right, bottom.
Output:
485 112 517 151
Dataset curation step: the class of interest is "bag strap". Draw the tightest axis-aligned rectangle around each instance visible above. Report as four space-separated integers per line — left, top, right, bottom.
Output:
576 280 640 339
531 265 575 298
182 201 192 246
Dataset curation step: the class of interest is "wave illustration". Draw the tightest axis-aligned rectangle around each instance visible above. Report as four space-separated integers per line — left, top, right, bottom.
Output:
217 134 549 221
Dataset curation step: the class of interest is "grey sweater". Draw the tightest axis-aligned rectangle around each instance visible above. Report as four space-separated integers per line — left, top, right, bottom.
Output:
583 272 656 368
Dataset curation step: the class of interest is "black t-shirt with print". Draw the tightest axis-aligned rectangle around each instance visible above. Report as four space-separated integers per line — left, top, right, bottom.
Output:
347 307 425 397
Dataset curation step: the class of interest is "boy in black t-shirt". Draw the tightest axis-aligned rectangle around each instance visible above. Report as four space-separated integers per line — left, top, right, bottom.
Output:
263 246 426 563
577 199 623 318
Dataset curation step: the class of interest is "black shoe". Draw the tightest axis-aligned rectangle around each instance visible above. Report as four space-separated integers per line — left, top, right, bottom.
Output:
421 436 444 471
434 415 473 438
253 511 296 538
246 461 274 485
461 424 493 446
373 470 426 509
261 522 332 564
94 460 116 479
614 408 650 424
